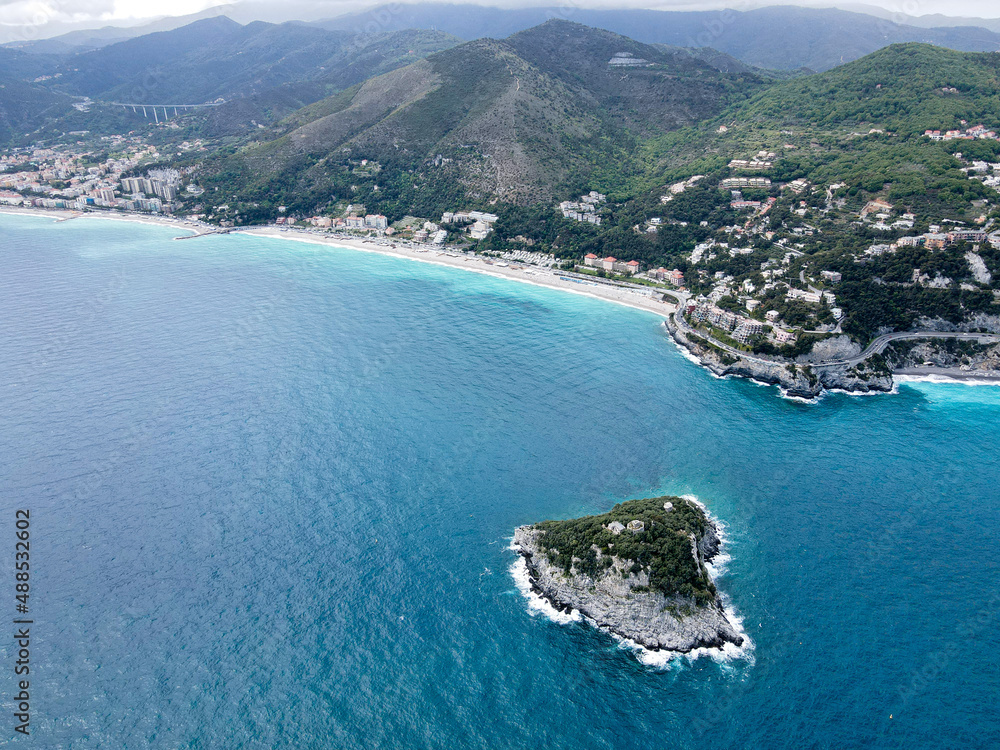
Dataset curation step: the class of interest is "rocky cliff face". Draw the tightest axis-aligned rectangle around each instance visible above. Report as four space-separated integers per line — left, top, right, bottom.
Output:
512 523 743 653
884 338 1000 373
664 317 893 399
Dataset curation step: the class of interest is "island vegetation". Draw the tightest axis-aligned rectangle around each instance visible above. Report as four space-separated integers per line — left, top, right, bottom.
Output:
534 496 718 605
514 496 744 652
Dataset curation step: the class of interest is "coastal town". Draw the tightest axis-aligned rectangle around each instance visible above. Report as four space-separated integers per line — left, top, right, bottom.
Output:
0 138 195 213
0 142 514 246
3 115 1000 383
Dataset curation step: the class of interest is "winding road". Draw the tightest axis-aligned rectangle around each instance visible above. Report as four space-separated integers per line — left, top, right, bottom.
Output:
661 289 1000 369
819 331 1000 367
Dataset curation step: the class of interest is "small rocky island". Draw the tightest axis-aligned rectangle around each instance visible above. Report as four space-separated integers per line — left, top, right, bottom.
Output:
513 496 744 653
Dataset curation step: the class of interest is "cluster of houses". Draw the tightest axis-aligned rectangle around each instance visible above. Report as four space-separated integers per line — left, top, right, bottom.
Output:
785 179 810 194
558 191 606 224
787 287 836 306
924 124 999 141
867 228 992 256
720 177 772 189
649 268 685 286
442 210 498 240
605 519 646 535
281 213 390 231
688 301 774 345
731 193 777 211
583 254 640 275
0 139 186 214
414 225 449 244
959 157 1000 194
728 151 776 171
688 300 800 346
277 208 499 245
120 169 181 202
856 199 918 232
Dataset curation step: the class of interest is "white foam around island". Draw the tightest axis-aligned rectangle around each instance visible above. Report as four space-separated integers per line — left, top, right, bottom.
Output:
509 495 754 670
509 553 582 625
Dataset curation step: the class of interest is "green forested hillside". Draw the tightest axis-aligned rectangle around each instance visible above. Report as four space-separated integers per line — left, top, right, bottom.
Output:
534 497 717 604
732 44 1000 133
198 21 764 221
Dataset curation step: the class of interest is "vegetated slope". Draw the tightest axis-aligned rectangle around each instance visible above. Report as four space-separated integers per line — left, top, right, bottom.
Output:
0 49 75 143
187 29 461 137
202 21 759 219
732 44 1000 134
711 45 1000 214
14 20 458 141
0 47 65 80
0 80 74 143
530 497 718 603
317 3 1000 71
505 22 763 135
652 45 811 80
642 44 1000 216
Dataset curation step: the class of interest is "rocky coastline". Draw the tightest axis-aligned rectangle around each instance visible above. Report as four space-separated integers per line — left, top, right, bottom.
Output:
512 497 745 654
663 314 893 399
661 313 1000 399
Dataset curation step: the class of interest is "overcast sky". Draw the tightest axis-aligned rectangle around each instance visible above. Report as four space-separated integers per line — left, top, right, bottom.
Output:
2 0 1000 44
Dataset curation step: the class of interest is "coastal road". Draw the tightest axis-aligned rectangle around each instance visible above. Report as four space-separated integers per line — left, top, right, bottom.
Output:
668 306 1000 369
817 331 1000 368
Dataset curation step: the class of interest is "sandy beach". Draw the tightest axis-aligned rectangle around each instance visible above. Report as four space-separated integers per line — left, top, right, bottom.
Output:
1 207 676 319
0 205 204 234
243 226 678 319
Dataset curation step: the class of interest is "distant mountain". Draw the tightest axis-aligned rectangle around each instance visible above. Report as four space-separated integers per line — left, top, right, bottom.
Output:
902 14 1000 34
52 18 458 108
55 16 249 101
842 5 1000 34
192 28 461 137
316 3 1000 71
0 17 458 144
201 20 765 218
1 7 238 55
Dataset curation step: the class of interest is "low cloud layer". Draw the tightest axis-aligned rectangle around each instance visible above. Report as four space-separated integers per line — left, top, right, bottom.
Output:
1 0 999 46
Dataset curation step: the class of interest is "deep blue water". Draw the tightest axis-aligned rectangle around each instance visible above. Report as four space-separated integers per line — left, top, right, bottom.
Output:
1 212 999 749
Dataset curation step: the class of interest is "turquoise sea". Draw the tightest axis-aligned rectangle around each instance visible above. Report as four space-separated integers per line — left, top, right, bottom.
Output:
1 212 999 748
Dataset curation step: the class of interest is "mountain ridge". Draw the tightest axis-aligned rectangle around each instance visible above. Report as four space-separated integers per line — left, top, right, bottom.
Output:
316 3 1000 71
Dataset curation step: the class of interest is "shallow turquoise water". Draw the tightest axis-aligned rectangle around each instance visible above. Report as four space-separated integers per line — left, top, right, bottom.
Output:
1 213 999 748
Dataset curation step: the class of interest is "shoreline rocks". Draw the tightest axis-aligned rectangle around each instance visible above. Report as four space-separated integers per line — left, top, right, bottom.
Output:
664 315 894 399
512 498 744 654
